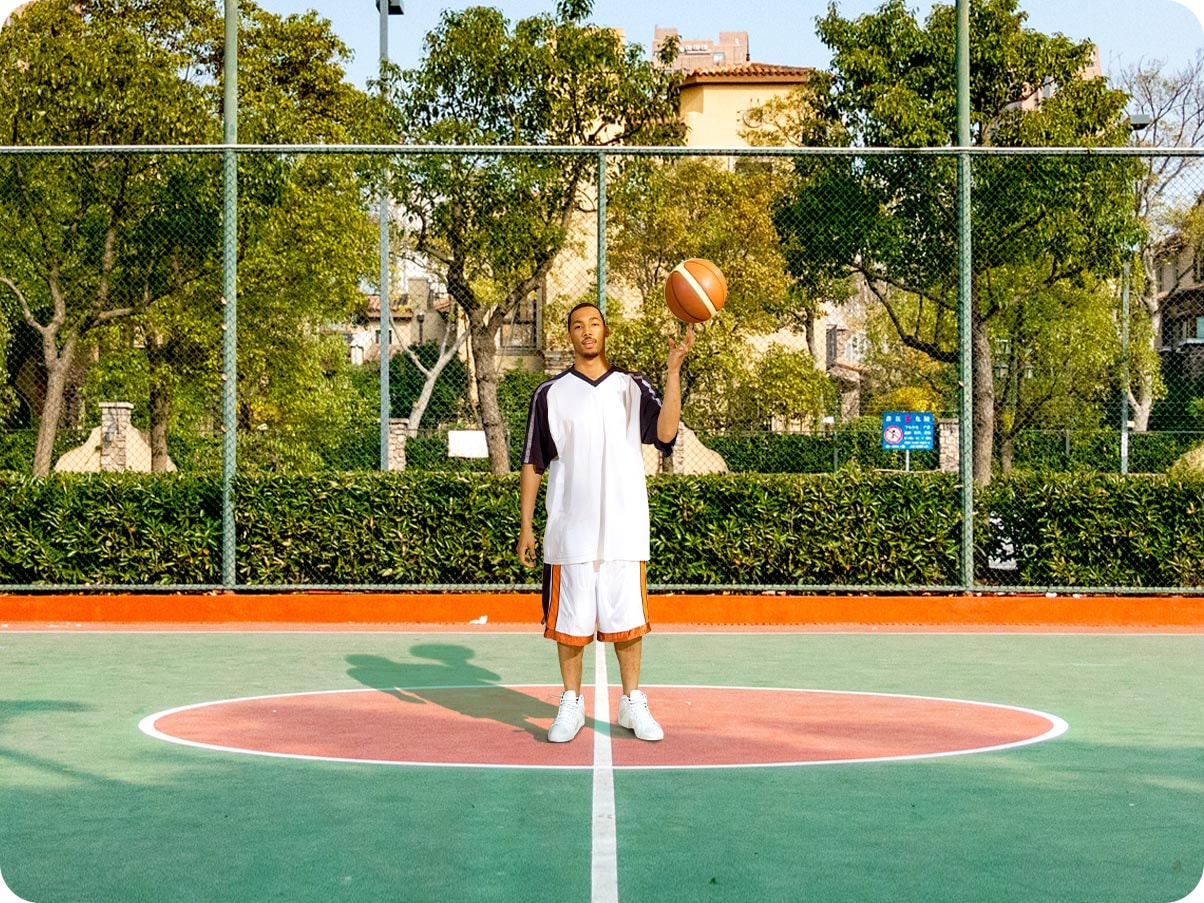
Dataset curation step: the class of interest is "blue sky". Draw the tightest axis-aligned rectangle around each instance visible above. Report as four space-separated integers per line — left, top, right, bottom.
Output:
244 0 1204 91
1 0 1200 90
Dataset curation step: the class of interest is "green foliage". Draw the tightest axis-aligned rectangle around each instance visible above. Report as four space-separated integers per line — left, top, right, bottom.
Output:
773 0 1143 479
0 473 221 584
1010 429 1204 474
0 470 1202 588
648 471 962 585
604 158 827 432
699 420 939 473
235 472 527 585
0 429 90 474
0 0 386 476
388 1 683 471
982 474 1204 586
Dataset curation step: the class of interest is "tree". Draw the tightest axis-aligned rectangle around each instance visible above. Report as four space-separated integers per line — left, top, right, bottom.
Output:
387 0 683 473
771 0 1142 483
0 0 390 474
0 0 220 475
1117 51 1204 431
603 157 833 435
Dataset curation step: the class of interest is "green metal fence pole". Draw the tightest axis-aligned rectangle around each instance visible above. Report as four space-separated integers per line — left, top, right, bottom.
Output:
378 0 393 470
956 0 974 591
596 150 607 317
1120 256 1131 475
221 0 238 588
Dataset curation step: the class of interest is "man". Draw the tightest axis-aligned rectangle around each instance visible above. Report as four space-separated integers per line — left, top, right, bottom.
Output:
517 302 693 743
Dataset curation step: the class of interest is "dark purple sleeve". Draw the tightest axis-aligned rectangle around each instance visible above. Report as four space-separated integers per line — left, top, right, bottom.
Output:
521 382 558 473
632 372 676 457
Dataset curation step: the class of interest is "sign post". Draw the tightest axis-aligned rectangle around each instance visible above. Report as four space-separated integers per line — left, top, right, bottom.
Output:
881 412 935 471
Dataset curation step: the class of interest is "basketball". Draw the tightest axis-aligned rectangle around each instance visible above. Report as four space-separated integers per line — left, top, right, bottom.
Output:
664 258 727 323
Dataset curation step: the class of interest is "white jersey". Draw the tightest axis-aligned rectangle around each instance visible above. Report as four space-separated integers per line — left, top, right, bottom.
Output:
521 367 675 564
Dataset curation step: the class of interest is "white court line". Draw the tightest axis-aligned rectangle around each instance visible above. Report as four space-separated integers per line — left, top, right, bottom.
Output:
0 866 35 902
591 642 619 903
1171 867 1204 902
139 684 1068 770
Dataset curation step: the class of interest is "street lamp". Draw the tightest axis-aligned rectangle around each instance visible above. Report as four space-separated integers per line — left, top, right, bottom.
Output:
377 0 403 471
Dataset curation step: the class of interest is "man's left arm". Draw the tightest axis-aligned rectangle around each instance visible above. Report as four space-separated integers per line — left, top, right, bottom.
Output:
657 324 694 443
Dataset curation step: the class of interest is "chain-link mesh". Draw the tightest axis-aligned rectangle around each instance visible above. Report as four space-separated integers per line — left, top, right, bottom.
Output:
2 145 1203 590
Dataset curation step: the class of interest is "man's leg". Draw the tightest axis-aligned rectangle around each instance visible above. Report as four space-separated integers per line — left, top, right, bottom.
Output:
614 636 642 697
558 641 585 694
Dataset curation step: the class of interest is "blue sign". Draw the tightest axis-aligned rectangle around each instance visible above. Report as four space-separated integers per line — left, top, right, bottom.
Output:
881 411 934 451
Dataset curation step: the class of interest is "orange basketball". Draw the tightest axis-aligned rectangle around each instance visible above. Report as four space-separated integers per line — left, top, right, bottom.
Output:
664 258 727 324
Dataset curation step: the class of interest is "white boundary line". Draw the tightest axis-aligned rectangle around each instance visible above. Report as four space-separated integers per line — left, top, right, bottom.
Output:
0 866 34 903
1170 867 1204 902
138 684 1068 771
591 643 619 903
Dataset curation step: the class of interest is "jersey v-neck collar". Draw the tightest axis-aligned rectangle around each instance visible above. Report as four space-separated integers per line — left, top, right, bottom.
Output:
569 366 616 387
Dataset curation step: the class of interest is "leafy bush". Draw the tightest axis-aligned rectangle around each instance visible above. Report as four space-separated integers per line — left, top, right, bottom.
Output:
980 473 1204 587
648 470 960 585
1 470 1201 589
0 473 221 584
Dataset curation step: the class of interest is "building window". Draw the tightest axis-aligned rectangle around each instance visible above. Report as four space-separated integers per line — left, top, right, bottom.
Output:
1196 315 1204 339
501 287 541 352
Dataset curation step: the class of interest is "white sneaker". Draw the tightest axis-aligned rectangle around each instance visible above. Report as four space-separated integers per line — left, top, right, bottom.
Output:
618 689 664 741
548 690 585 743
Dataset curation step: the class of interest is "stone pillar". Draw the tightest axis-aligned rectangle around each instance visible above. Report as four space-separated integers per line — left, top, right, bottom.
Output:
938 418 959 473
388 418 409 471
99 402 134 472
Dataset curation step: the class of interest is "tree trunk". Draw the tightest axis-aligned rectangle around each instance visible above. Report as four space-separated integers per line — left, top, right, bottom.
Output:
468 310 510 474
32 332 78 477
999 430 1014 475
971 318 995 486
145 326 172 472
1128 289 1162 432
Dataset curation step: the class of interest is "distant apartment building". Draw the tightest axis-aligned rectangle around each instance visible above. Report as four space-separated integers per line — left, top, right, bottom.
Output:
676 62 813 147
652 27 749 73
1155 237 1204 383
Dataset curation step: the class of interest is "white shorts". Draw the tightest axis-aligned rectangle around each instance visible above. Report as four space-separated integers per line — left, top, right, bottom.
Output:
541 560 651 646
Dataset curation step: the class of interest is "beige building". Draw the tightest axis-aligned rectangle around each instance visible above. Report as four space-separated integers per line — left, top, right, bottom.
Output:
677 62 814 147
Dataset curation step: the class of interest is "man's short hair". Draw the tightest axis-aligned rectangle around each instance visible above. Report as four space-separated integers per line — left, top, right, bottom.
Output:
567 302 606 330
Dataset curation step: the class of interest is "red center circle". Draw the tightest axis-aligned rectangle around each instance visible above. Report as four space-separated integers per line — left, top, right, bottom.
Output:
143 686 1064 769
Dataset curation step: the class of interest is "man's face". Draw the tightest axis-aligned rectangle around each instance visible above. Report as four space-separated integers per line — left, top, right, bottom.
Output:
568 306 608 359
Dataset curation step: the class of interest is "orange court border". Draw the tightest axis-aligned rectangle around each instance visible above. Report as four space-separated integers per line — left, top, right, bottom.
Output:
2 590 1203 632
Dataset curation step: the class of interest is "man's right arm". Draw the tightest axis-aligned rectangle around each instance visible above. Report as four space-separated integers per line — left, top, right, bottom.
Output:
516 462 542 567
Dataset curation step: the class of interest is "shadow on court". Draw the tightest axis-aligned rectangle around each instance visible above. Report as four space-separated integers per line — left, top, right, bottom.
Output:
345 644 576 741
0 699 129 786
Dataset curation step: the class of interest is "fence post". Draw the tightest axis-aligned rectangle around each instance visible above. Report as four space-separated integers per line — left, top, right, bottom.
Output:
956 0 975 591
221 0 238 589
597 150 607 317
1120 256 1131 474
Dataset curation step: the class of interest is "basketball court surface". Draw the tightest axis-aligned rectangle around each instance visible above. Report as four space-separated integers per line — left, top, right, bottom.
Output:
2 595 1203 901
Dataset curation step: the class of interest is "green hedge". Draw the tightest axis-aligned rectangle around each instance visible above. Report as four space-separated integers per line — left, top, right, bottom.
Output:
981 473 1204 587
1 470 1201 588
0 473 221 584
647 471 958 585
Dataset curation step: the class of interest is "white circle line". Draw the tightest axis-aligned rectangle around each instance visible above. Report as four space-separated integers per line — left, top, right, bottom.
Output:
138 684 1069 771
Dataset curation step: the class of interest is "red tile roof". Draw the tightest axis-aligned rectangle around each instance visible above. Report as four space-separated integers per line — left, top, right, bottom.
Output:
681 62 815 85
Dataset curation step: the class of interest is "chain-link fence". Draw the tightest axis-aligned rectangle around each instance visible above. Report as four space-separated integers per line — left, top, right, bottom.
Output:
1 144 1203 591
